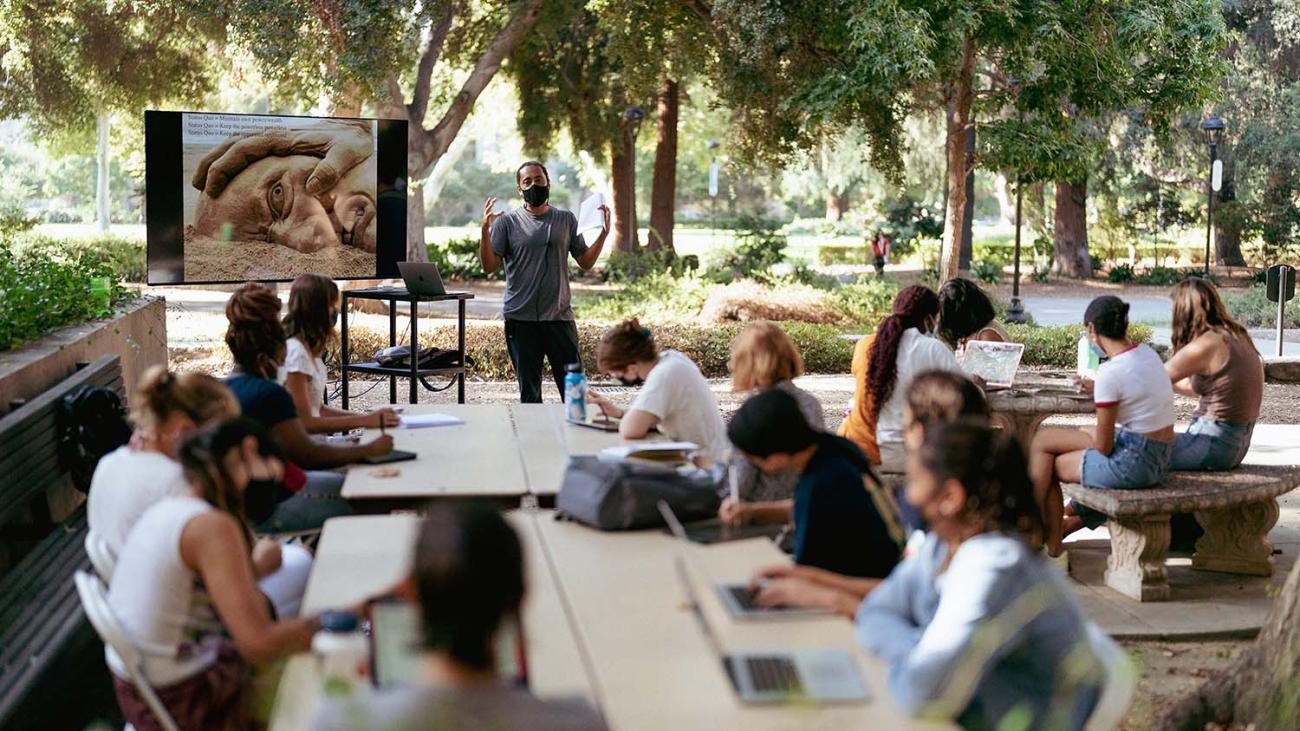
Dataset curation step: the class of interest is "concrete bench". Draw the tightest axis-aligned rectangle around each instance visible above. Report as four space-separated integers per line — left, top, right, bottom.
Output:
1062 464 1300 601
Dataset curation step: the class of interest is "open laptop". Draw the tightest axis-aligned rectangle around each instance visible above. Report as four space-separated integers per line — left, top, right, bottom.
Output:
397 261 447 297
960 340 1026 390
661 509 868 704
659 503 832 621
369 599 526 689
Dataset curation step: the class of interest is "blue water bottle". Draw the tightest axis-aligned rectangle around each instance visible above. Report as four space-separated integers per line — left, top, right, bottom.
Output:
564 363 588 421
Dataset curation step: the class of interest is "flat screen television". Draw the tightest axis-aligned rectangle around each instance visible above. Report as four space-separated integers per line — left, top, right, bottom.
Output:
145 110 408 285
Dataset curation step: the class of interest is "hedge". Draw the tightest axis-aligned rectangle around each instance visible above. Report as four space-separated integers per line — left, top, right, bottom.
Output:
1004 323 1154 369
0 242 128 352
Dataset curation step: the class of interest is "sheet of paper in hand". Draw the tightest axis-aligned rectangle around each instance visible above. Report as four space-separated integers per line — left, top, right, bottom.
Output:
577 192 608 237
960 340 1026 389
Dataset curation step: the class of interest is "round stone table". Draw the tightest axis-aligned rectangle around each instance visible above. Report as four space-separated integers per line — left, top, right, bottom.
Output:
987 384 1095 447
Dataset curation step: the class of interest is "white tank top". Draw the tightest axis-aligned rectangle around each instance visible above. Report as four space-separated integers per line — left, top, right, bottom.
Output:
106 496 223 685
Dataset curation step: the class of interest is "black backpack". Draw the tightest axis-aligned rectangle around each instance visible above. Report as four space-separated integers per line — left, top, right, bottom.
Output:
58 384 132 492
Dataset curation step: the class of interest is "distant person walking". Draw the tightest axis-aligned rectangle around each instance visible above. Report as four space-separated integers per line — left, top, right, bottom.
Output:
870 230 890 275
481 161 610 403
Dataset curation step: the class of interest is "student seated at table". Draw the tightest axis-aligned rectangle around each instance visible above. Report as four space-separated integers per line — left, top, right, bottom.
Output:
725 321 825 503
838 285 966 473
720 389 906 579
857 422 1105 730
107 418 328 731
225 282 393 533
279 273 398 434
314 504 608 731
1029 295 1174 555
87 366 310 617
745 370 990 616
1165 278 1263 470
937 277 1008 349
586 318 728 465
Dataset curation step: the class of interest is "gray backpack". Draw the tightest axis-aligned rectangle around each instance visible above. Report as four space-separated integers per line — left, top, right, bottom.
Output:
556 456 720 530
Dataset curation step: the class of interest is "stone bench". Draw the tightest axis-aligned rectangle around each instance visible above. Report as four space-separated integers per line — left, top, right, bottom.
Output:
1062 464 1300 602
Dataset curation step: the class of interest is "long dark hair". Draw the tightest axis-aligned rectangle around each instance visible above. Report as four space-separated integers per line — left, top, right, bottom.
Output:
1170 278 1253 353
225 282 286 378
415 504 525 671
917 421 1043 543
282 273 339 355
937 278 997 348
177 417 283 549
866 285 940 423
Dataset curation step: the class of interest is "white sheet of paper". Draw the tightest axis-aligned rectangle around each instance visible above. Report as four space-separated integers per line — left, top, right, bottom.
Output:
577 192 608 236
959 341 1026 388
399 413 465 429
599 441 699 460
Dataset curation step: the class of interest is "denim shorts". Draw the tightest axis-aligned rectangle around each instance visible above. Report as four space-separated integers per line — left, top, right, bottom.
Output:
1074 430 1173 529
1170 418 1254 471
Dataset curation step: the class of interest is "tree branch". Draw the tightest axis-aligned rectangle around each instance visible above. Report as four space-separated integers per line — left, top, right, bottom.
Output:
417 0 548 171
410 2 456 126
681 0 712 24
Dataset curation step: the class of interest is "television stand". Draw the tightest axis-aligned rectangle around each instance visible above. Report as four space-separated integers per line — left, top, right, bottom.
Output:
339 287 475 406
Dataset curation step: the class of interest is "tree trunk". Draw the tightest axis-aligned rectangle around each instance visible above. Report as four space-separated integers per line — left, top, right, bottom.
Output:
647 78 678 255
1053 179 1092 278
96 109 110 234
995 173 1016 227
610 131 639 254
939 35 976 283
406 181 429 263
1214 164 1246 267
1161 557 1300 730
1025 182 1048 237
825 190 849 222
959 122 975 272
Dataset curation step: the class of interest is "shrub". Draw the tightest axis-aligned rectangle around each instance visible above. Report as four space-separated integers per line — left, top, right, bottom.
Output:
425 236 504 280
1004 323 1153 369
817 244 868 266
970 259 1001 284
1107 263 1136 283
0 242 127 352
785 264 841 291
699 280 844 325
704 215 787 283
573 270 712 323
1222 284 1300 328
14 233 147 283
0 207 37 238
602 249 682 283
829 276 898 328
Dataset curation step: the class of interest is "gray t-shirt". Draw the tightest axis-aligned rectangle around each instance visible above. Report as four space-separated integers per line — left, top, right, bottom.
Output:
314 683 608 731
490 206 589 321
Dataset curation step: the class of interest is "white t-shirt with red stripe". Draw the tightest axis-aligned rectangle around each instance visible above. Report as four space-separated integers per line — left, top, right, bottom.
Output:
1093 343 1174 433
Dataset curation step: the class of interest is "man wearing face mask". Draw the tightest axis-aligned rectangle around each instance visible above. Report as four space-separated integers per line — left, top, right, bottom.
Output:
481 161 610 403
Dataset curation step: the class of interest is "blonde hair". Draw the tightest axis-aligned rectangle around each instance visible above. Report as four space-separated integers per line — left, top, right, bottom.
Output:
1170 279 1253 353
729 321 804 392
131 366 240 432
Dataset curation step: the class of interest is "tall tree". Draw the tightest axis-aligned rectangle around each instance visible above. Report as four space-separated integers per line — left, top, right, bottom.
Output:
0 0 217 233
225 0 548 261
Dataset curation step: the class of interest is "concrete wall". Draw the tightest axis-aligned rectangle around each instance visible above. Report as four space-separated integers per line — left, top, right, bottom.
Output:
0 297 167 414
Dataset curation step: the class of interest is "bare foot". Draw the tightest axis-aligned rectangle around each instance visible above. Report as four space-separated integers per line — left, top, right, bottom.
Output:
1061 515 1085 539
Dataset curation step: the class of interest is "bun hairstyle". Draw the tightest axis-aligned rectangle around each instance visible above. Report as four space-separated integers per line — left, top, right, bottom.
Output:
1083 295 1129 340
917 421 1044 543
597 318 658 372
904 370 990 428
415 504 525 671
225 282 287 378
1170 278 1253 353
283 273 340 355
729 321 804 392
937 278 997 348
866 285 940 424
131 366 240 432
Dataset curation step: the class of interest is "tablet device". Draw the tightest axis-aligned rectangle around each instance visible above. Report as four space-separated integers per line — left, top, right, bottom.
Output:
369 600 423 688
360 449 417 465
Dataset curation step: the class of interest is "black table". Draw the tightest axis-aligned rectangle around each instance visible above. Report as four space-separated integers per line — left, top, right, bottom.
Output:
339 287 475 406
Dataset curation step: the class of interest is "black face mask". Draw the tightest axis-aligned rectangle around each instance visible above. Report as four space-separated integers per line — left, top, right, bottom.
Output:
521 184 549 207
243 478 285 525
617 374 644 387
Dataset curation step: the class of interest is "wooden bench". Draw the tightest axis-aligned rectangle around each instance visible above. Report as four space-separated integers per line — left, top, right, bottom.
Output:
1062 464 1300 601
0 355 124 727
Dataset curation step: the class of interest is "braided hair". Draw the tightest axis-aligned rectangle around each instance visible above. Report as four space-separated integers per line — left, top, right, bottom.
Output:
866 285 940 424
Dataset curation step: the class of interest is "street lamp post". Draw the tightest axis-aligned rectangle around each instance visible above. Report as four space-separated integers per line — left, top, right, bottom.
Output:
623 107 646 247
707 139 720 244
1200 117 1225 278
1007 177 1026 323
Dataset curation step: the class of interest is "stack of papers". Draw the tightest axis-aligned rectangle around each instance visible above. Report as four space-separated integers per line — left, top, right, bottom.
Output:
577 192 608 237
599 441 699 461
399 413 465 429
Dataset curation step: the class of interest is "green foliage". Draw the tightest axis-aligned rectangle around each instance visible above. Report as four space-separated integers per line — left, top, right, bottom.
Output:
1222 285 1300 329
426 237 504 281
817 245 867 267
970 259 1001 284
14 234 147 283
1107 263 1137 283
1133 267 1219 287
1004 323 1154 369
0 241 126 352
829 276 899 329
574 270 712 323
703 216 788 283
602 249 685 284
0 207 38 238
880 197 943 259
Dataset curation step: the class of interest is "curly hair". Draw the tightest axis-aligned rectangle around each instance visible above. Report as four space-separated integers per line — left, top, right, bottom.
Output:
866 285 940 424
937 278 997 348
597 318 658 372
282 274 339 355
225 282 286 378
917 421 1043 543
1170 278 1253 354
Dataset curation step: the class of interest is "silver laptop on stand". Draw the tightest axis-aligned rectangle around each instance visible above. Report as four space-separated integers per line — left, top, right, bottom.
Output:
397 261 448 296
658 503 869 704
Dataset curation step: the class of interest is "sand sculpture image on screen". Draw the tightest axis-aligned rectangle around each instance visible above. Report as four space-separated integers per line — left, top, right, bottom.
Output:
182 115 378 281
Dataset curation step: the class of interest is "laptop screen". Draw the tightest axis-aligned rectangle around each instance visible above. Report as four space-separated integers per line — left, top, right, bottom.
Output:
960 340 1025 389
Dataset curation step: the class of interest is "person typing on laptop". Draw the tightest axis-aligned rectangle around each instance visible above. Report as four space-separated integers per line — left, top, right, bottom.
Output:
315 505 607 731
480 161 610 403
